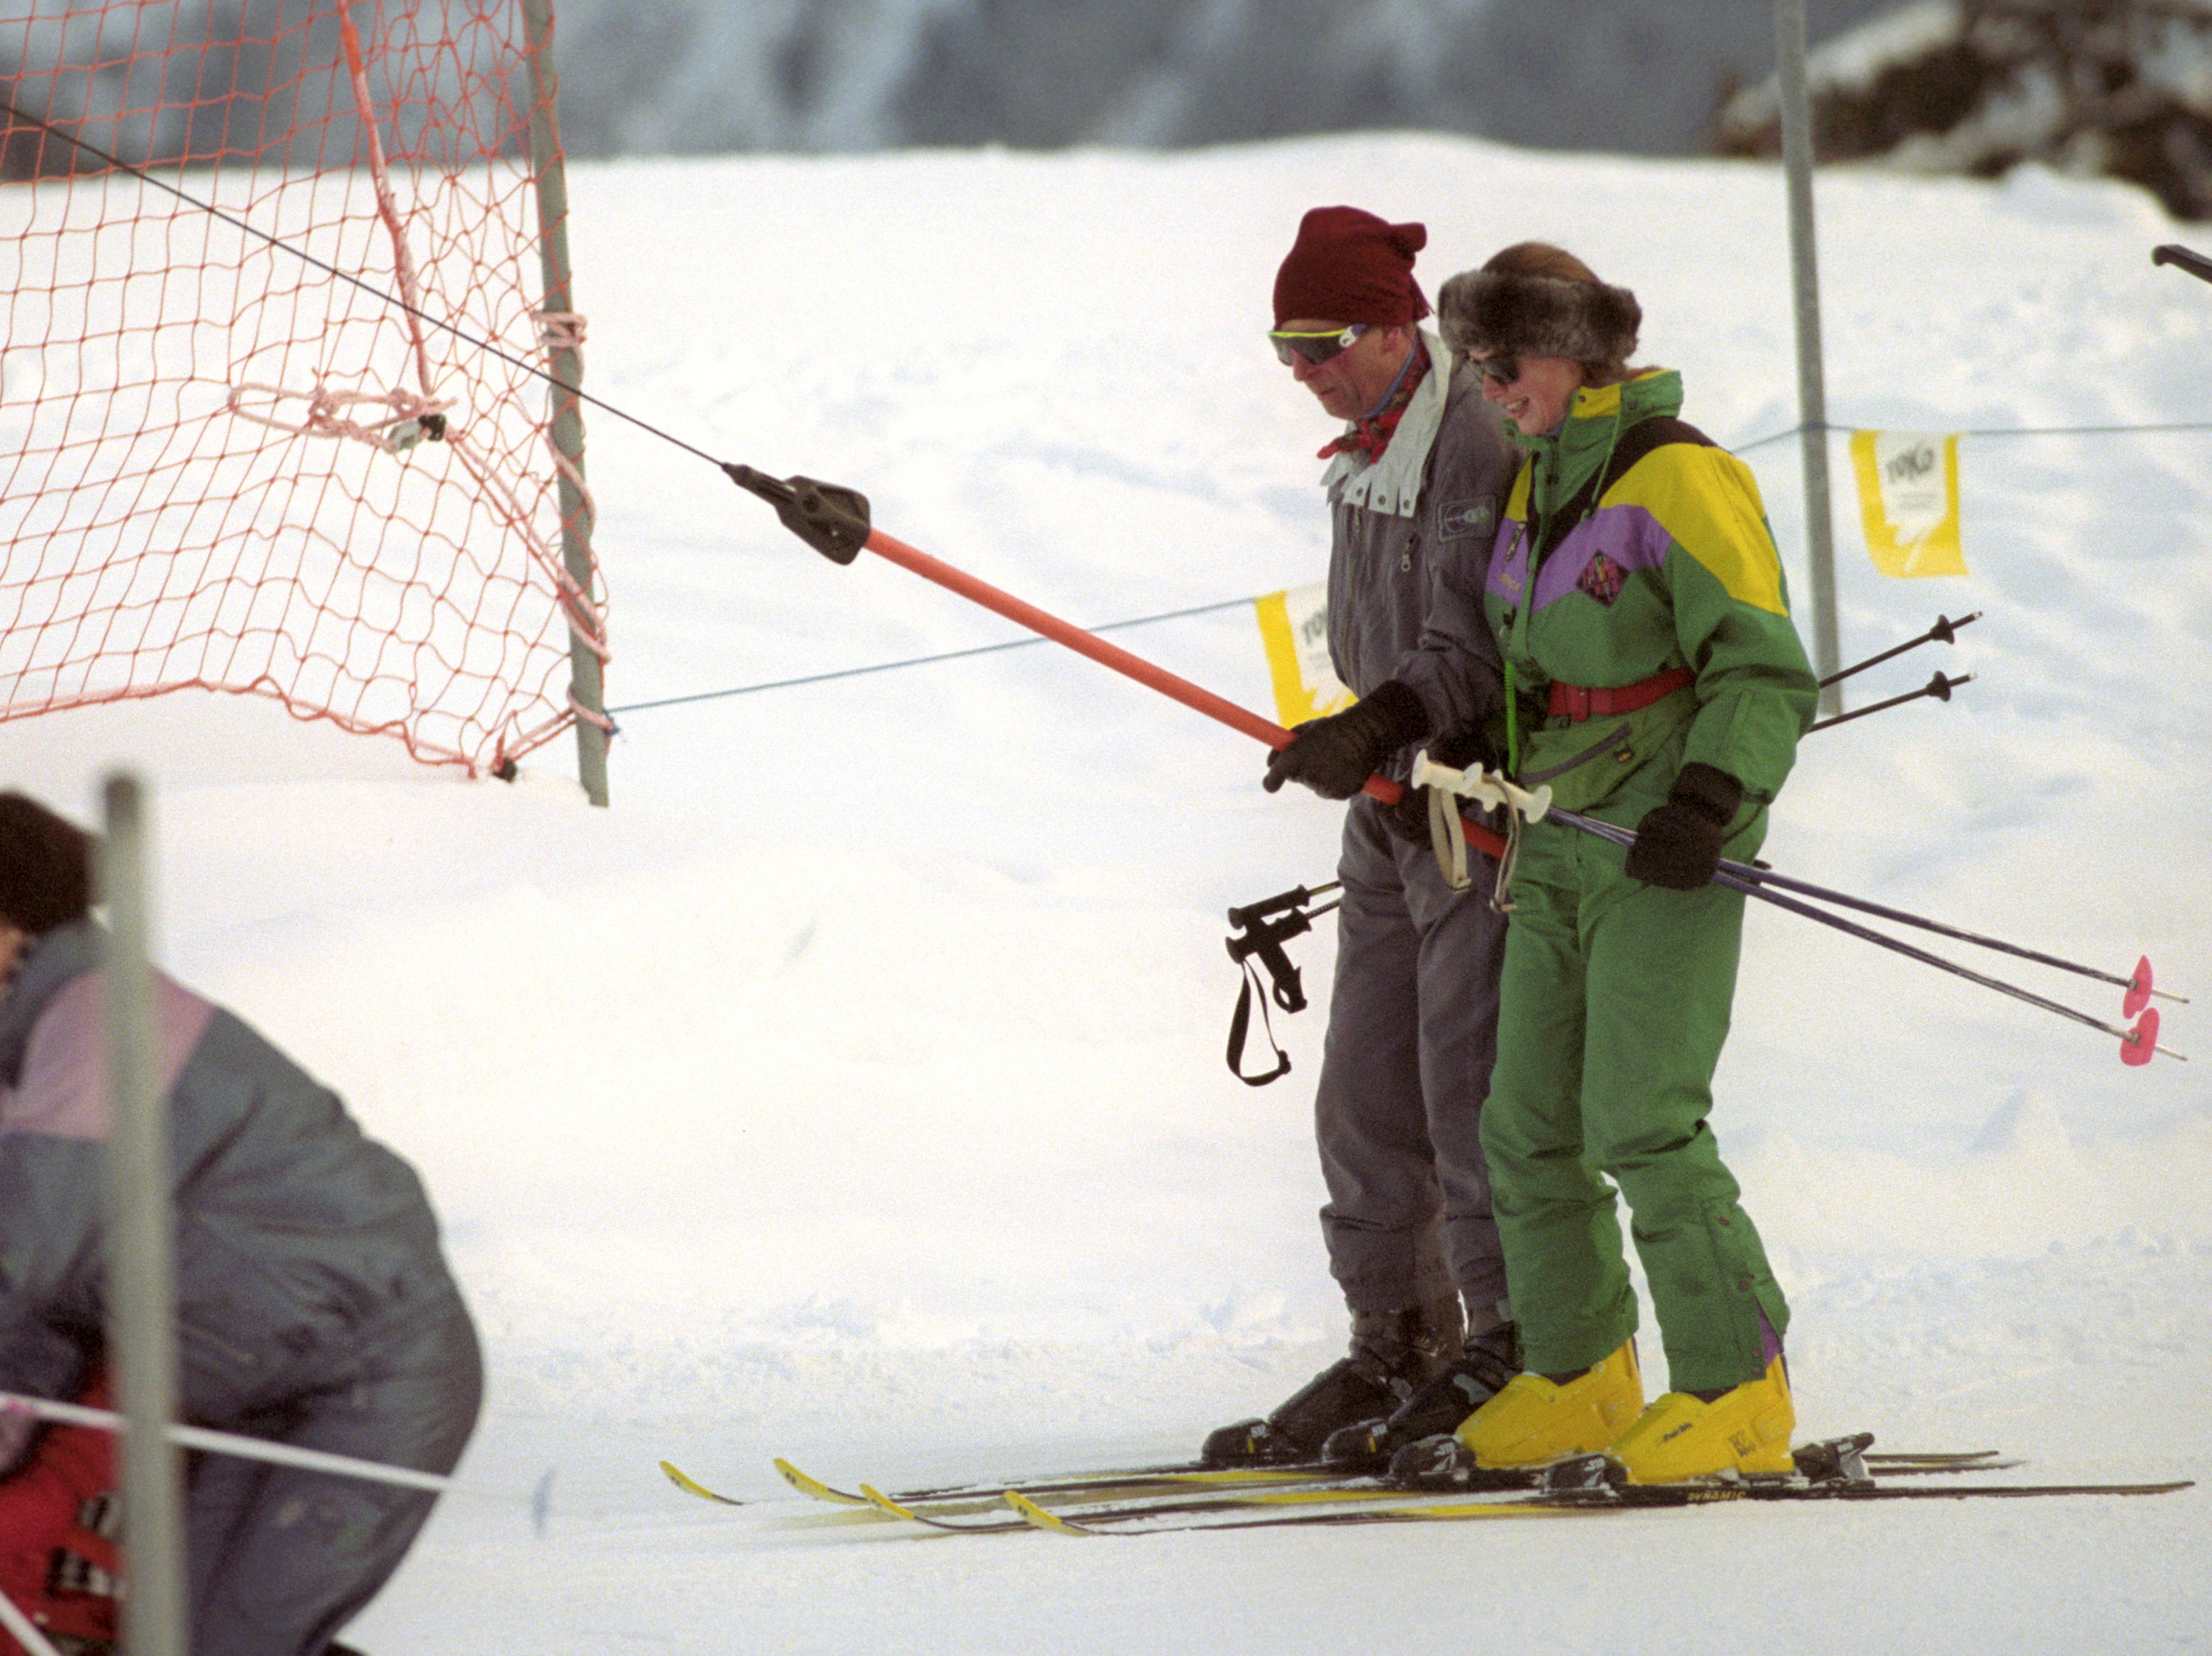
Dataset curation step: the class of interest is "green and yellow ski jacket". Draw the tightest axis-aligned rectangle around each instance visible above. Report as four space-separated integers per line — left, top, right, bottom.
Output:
1483 370 1818 815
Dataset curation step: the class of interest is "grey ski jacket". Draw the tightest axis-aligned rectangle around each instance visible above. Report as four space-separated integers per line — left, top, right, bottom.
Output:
1322 333 1519 773
0 920 465 1425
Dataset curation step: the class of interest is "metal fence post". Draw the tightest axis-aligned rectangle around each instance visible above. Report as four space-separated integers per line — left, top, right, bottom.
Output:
521 0 610 807
1774 0 1845 718
99 773 190 1656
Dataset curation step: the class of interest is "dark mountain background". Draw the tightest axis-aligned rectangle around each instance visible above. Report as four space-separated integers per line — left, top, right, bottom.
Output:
544 0 1908 158
0 0 1911 174
10 1 2207 217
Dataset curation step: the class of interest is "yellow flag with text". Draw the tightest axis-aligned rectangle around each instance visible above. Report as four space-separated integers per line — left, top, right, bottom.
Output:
1850 431 1967 578
1255 581 1355 727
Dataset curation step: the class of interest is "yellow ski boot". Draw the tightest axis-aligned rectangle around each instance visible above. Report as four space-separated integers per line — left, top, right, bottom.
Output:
1609 1353 1796 1484
1453 1338 1644 1467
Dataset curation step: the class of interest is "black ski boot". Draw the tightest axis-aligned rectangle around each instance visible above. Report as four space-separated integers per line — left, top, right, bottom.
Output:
1320 1320 1522 1472
1200 1296 1463 1467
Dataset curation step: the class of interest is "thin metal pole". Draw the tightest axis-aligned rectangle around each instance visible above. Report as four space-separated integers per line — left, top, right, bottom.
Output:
1774 0 1844 719
521 0 609 807
98 774 190 1656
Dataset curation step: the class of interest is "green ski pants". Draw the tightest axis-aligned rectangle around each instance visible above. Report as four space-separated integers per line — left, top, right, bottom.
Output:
1478 813 1788 1394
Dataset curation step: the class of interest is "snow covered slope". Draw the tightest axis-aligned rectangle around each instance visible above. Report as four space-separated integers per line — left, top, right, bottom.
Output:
9 133 2206 1650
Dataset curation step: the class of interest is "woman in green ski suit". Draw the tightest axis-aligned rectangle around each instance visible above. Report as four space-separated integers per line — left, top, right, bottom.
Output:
1431 243 1819 1484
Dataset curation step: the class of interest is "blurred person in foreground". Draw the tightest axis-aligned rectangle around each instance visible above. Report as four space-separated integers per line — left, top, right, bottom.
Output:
0 791 479 1655
1202 206 1523 1471
1427 243 1816 1482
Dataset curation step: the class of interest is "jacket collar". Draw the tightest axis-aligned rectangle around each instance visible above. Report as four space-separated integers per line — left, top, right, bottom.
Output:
0 919 101 1088
1321 327 1456 520
1512 368 1683 512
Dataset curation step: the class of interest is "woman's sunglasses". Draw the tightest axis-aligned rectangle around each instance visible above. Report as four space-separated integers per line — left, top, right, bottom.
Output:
1268 324 1368 367
1472 353 1521 387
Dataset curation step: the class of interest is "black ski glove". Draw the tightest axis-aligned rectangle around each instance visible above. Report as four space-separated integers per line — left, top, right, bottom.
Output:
1380 785 1433 844
1263 679 1430 801
1623 762 1743 891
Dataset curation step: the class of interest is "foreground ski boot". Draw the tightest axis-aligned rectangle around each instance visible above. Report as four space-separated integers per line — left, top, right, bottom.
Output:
1201 1296 1462 1466
1320 1322 1521 1472
1452 1337 1644 1469
1608 1352 1796 1484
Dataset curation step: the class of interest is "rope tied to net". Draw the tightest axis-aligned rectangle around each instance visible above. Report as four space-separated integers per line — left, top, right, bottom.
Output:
224 378 453 453
340 8 612 724
535 310 587 363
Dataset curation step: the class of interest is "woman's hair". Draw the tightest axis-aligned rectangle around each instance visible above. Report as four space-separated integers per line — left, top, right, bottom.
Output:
0 793 94 936
1482 241 1605 288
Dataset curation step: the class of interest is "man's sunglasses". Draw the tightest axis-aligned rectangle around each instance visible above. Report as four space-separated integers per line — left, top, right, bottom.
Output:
1472 353 1521 387
1268 323 1368 367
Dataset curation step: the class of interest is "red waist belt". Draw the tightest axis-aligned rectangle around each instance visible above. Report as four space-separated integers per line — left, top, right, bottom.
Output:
1547 666 1695 722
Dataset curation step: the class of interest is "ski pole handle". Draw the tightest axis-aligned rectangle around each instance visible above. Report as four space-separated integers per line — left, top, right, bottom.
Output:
1819 612 1978 689
2153 243 2212 285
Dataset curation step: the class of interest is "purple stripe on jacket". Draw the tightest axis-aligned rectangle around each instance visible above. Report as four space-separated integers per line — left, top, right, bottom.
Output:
1488 502 1674 611
0 970 213 1142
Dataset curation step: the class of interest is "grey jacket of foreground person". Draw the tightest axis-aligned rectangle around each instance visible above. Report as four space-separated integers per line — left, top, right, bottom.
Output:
0 917 482 1656
1314 338 1521 1325
1324 334 1515 758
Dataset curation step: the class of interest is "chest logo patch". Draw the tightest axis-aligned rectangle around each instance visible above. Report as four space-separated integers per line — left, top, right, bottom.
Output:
1576 551 1627 606
1437 497 1495 539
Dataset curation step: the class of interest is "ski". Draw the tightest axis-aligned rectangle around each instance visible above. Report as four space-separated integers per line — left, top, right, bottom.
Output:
756 1454 1382 1513
856 1483 1031 1534
772 1457 868 1507
665 1441 2016 1518
813 1436 2186 1538
1006 1488 1566 1535
659 1460 749 1506
865 1478 1500 1534
811 1446 1986 1508
661 1455 1358 1519
1158 1479 2195 1537
1002 1463 2193 1538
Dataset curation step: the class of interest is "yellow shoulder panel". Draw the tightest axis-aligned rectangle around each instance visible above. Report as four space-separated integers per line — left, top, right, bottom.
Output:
1602 446 1787 615
1569 381 1624 419
1505 460 1534 520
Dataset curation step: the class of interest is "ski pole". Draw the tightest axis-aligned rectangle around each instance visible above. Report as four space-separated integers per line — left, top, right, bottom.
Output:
1808 670 1971 732
1538 805 2183 1066
724 465 1513 858
1547 803 2183 1010
2152 243 2212 285
1820 612 1978 689
1223 881 1341 1086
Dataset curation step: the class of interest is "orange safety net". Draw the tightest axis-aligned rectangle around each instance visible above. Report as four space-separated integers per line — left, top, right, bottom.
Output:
0 1 605 777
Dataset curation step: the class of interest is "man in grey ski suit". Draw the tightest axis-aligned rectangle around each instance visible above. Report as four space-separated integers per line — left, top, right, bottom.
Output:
0 792 480 1656
1203 207 1521 1471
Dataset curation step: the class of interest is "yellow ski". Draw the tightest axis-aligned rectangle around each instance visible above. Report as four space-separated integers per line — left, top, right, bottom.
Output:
658 1460 748 1507
1002 1489 1092 1534
773 1457 870 1507
859 1483 1028 1533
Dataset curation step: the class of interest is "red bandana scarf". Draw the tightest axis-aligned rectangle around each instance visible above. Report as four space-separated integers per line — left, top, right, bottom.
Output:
1317 343 1429 463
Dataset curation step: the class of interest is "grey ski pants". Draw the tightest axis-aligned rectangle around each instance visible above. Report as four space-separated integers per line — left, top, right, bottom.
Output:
186 1288 482 1656
1314 795 1510 1326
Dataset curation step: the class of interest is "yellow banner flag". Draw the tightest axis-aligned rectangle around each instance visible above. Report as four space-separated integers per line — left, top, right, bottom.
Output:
1850 431 1967 578
1255 581 1355 728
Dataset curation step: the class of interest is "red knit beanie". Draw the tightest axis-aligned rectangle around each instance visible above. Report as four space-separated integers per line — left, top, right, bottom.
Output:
1273 206 1431 327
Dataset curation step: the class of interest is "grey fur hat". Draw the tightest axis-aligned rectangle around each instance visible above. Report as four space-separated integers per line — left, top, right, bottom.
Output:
1437 267 1641 368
